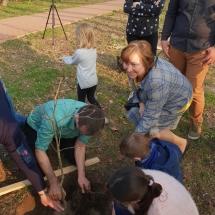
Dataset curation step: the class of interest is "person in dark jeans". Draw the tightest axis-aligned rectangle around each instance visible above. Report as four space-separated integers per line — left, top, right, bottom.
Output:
77 84 101 109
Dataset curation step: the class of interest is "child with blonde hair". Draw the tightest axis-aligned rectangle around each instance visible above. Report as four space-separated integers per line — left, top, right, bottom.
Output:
61 23 101 109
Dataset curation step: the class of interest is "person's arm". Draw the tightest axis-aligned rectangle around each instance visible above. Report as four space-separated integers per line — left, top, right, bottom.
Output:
138 102 145 117
35 148 65 201
74 139 91 193
135 80 169 135
112 206 116 215
161 0 180 40
6 133 64 211
161 0 180 58
38 189 64 212
124 0 165 17
61 50 79 65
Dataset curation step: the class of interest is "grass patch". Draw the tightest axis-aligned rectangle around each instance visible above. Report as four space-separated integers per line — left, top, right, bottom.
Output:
0 3 215 215
0 0 110 19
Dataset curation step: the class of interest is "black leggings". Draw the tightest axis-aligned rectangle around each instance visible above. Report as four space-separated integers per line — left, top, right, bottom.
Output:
77 84 101 109
23 123 77 170
126 32 158 56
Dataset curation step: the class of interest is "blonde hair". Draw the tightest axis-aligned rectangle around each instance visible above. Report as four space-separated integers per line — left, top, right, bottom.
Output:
121 40 155 74
120 132 150 159
75 23 95 49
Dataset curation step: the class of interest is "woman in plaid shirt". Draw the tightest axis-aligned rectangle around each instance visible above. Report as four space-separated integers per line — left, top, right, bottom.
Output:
121 40 193 152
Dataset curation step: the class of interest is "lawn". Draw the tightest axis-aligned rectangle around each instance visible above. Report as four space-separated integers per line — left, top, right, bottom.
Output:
0 0 110 19
0 3 215 215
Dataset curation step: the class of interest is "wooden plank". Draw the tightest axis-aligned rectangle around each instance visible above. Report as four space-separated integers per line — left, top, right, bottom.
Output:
0 157 100 196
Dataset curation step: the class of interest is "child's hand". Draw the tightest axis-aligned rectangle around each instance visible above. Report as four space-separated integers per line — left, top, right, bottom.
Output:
139 102 145 117
59 57 63 61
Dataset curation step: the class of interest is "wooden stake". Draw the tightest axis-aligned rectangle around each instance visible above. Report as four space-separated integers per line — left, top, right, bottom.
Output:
0 157 100 196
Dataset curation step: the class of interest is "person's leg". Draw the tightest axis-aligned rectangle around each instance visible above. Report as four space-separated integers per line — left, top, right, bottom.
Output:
169 47 208 125
185 51 208 125
146 129 187 153
140 32 158 56
169 46 187 75
169 46 205 139
86 85 101 109
126 33 139 44
77 84 87 103
60 138 77 165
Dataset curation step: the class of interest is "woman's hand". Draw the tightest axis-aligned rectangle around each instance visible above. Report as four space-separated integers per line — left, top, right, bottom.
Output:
139 102 145 117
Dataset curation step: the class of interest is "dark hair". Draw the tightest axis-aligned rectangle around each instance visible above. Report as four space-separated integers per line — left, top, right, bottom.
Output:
120 132 150 159
107 166 162 215
120 40 155 76
78 105 105 136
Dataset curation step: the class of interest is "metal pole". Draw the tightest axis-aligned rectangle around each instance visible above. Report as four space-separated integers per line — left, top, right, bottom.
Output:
52 1 55 45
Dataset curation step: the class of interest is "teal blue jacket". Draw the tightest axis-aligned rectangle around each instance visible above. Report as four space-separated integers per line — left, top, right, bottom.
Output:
27 99 91 151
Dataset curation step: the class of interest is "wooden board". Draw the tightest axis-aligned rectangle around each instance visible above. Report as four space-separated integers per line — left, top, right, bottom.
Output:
0 157 100 196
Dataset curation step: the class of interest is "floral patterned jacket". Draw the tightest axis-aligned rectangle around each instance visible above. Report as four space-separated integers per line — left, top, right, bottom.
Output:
124 0 165 36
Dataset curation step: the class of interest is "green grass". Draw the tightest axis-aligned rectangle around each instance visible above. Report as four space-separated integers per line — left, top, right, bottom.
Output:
0 0 110 19
0 3 215 215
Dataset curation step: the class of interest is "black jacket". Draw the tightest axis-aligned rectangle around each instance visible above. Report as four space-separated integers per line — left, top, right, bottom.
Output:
161 0 215 52
124 0 165 36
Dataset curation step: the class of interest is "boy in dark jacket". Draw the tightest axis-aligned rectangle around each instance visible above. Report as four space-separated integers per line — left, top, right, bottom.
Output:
119 132 184 184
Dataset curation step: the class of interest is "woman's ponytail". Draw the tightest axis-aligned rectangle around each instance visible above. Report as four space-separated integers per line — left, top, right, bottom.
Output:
135 175 162 215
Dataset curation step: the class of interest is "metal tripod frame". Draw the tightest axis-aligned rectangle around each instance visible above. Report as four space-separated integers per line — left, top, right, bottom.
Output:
42 0 67 45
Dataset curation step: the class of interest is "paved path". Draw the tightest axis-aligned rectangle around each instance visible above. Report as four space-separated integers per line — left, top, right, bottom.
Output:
0 0 123 44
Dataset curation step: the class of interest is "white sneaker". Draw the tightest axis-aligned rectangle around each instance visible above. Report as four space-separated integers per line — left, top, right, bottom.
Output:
105 118 109 124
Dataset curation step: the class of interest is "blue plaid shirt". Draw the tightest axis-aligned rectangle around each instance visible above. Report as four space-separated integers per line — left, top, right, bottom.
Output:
127 57 193 135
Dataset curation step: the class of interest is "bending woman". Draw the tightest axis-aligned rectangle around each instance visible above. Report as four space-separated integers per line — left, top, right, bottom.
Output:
121 40 193 153
107 166 199 215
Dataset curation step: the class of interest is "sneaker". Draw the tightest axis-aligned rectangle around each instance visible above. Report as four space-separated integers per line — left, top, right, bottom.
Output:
0 161 6 182
188 123 202 140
